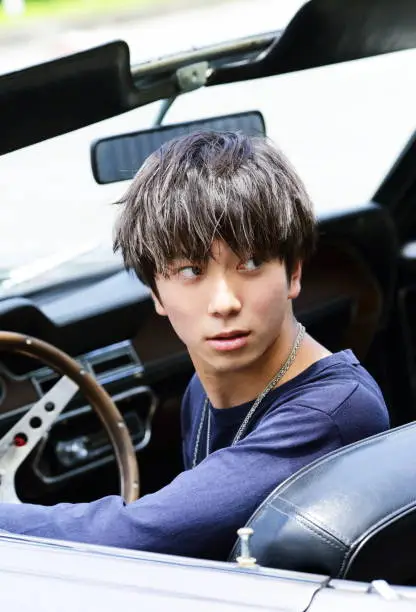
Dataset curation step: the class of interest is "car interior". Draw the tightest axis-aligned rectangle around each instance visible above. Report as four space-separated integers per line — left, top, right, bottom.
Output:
0 0 415 589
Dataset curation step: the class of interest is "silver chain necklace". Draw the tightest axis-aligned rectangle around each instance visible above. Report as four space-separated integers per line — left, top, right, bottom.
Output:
192 322 305 468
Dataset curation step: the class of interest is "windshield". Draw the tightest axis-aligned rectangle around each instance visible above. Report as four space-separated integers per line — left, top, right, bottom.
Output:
0 0 306 74
0 1 415 296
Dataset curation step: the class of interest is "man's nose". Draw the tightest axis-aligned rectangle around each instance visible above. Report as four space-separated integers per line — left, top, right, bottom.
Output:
207 277 242 316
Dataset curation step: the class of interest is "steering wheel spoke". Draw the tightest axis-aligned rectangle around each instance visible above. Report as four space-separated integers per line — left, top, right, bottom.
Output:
0 376 78 503
0 332 139 504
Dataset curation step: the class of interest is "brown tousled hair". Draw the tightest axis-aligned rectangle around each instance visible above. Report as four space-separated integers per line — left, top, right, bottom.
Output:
113 131 316 292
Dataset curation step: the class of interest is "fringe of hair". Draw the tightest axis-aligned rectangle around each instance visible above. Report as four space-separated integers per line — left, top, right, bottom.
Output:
113 131 316 290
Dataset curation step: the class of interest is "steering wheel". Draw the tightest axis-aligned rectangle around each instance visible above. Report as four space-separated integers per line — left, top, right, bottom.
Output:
0 332 139 504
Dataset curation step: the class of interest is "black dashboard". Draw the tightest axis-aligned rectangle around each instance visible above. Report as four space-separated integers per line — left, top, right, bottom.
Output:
0 271 190 503
0 271 156 376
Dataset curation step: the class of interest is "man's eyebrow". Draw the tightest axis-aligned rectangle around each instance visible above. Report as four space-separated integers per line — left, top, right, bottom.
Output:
165 256 207 267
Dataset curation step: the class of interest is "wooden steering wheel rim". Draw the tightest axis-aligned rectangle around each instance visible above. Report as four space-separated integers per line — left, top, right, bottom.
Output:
0 331 139 502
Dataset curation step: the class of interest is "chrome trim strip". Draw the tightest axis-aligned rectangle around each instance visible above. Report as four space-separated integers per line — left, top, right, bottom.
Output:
30 339 144 398
131 31 279 79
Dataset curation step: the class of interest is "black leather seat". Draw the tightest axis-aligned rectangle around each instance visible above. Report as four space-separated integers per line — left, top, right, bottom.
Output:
230 422 416 584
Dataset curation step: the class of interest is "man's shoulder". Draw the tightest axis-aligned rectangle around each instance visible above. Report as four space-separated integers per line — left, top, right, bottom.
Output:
283 349 384 410
269 349 389 442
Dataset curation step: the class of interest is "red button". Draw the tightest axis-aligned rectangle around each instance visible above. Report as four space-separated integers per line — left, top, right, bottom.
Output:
14 434 27 447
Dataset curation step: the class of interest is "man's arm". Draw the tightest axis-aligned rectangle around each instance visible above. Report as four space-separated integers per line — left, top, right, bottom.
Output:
0 405 345 560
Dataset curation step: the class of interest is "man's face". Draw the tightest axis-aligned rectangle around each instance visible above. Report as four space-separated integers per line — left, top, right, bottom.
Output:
153 240 301 375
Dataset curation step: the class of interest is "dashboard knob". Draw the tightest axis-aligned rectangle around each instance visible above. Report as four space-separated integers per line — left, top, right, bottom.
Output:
55 437 89 467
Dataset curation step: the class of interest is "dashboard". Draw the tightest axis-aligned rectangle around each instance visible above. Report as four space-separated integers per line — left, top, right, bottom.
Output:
0 275 190 502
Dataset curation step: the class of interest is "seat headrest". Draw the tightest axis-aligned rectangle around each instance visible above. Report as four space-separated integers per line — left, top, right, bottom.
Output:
230 422 416 584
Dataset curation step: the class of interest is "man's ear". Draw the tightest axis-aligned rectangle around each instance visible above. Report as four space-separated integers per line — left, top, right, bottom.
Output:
288 260 302 300
151 291 167 316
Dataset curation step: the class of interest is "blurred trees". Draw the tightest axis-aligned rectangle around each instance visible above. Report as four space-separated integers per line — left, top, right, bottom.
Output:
2 0 26 16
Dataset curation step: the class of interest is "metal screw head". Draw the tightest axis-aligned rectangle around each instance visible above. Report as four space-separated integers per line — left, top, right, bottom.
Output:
237 527 254 538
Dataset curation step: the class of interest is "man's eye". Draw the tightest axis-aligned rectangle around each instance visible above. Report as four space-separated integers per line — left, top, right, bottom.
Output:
238 257 263 271
178 266 203 279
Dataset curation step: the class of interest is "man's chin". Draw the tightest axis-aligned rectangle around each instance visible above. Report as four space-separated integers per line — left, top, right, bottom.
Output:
201 350 260 375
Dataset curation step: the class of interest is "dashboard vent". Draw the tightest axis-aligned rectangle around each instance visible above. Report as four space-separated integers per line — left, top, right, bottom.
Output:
85 341 142 381
32 340 143 396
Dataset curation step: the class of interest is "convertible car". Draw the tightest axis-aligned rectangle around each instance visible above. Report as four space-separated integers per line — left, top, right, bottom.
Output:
0 0 415 608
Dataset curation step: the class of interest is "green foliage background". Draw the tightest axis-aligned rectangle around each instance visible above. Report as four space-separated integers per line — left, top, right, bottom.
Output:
0 0 172 25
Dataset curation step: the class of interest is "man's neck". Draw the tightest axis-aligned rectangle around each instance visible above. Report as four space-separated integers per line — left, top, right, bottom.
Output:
195 317 301 409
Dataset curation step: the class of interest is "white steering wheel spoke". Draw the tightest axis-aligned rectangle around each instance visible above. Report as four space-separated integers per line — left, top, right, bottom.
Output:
0 375 79 503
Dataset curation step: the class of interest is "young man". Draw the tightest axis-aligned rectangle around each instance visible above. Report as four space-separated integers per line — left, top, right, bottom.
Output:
0 131 389 560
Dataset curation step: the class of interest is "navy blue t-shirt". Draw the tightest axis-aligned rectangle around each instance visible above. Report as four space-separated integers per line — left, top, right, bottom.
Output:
0 350 389 560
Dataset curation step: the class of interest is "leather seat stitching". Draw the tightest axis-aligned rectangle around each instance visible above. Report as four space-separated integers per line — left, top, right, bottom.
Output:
276 495 349 544
269 501 347 552
338 548 352 577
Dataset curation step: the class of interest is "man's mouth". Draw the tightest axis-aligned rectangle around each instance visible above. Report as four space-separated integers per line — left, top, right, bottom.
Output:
207 330 250 352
